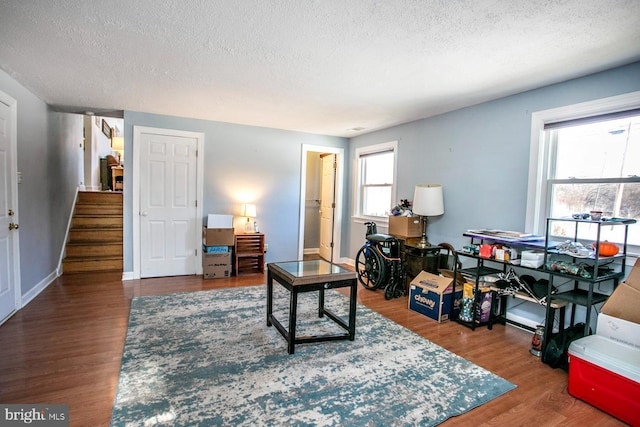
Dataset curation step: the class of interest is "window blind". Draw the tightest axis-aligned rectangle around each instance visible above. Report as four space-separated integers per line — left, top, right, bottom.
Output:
544 108 640 130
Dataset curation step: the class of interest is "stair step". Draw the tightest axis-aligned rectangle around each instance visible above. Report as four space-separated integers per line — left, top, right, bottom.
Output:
62 257 123 274
74 204 123 215
71 216 123 229
69 228 123 243
63 191 124 275
65 242 122 258
77 191 123 205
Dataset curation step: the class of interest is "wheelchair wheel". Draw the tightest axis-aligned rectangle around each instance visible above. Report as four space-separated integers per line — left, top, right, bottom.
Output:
384 282 395 300
355 246 386 290
384 278 404 300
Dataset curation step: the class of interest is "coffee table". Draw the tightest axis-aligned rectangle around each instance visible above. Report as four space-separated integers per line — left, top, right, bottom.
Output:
267 260 358 354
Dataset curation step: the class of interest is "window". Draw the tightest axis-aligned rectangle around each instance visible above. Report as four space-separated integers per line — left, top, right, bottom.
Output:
546 112 640 244
354 141 397 219
526 92 640 251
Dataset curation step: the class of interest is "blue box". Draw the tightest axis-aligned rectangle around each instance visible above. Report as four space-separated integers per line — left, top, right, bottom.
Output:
203 245 229 253
409 271 462 323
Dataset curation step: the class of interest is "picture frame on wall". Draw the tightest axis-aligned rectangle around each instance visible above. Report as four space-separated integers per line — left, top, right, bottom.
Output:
102 119 111 138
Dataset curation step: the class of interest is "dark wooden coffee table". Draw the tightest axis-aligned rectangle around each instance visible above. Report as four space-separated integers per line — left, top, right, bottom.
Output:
267 260 358 354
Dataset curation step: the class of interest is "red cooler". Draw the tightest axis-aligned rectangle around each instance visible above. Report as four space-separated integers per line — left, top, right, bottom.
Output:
568 334 640 426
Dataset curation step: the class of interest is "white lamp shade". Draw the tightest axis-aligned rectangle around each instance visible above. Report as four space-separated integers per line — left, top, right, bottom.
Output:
413 184 444 216
241 203 257 218
111 136 124 151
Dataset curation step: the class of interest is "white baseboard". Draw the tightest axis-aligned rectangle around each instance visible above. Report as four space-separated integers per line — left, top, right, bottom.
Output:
304 248 319 255
342 257 355 267
21 270 59 308
122 271 135 281
505 313 539 332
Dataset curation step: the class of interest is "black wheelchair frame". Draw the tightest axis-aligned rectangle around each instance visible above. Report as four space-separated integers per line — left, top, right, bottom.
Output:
355 221 461 300
354 222 406 300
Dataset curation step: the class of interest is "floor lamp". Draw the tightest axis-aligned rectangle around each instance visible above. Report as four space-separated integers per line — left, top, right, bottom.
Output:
412 184 444 248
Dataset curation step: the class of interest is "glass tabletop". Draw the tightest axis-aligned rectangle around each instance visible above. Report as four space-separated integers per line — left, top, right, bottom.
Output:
272 260 349 278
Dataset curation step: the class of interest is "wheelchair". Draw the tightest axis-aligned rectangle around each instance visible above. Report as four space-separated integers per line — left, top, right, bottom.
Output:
355 222 406 300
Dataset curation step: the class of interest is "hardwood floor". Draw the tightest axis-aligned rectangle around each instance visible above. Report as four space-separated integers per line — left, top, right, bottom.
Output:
0 270 625 426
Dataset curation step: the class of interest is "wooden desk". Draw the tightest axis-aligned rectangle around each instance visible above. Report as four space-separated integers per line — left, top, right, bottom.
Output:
111 166 124 191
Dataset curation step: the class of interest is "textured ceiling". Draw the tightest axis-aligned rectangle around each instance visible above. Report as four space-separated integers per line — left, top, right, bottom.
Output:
1 0 639 137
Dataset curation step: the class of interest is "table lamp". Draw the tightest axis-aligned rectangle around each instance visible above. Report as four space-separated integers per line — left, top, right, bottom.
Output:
412 184 444 248
241 203 257 233
111 136 124 164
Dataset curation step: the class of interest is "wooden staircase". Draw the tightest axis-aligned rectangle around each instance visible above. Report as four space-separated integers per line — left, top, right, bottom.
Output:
62 191 123 274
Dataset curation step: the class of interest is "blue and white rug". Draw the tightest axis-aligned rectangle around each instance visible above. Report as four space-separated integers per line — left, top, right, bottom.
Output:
111 285 515 426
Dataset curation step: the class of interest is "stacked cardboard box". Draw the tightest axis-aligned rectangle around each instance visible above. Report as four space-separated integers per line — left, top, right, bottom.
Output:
203 214 234 279
567 259 640 426
388 215 422 238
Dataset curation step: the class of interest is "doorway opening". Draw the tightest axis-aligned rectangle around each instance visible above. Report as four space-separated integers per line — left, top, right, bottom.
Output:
298 145 344 263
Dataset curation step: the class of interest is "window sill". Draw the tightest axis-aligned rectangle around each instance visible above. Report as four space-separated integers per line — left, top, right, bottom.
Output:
352 215 389 226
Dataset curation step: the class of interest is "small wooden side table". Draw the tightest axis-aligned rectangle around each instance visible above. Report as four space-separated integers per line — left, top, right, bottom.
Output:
267 260 358 354
111 166 124 191
391 234 440 292
234 233 265 275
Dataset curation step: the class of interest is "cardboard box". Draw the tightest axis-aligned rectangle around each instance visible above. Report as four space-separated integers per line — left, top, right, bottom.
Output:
596 259 640 350
202 226 235 246
568 335 640 426
207 214 233 228
203 252 231 279
388 215 422 238
408 271 461 322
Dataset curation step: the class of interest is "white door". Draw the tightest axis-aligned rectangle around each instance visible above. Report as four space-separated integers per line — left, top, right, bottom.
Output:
139 132 198 278
319 154 336 261
0 93 20 324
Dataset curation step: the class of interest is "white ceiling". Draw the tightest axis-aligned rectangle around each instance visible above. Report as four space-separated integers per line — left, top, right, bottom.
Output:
1 1 639 137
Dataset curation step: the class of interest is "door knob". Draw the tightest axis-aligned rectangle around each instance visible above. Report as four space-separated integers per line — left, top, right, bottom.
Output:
141 211 148 216
8 223 19 230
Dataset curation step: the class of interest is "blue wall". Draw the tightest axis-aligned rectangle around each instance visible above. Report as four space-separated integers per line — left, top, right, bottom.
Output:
122 112 348 271
0 69 82 299
346 61 640 259
2 59 639 306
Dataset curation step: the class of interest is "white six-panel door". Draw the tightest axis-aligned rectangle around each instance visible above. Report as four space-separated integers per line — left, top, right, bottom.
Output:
0 92 19 324
139 131 199 278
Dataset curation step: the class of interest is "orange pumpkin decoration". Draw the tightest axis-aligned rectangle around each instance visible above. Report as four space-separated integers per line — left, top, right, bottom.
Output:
592 241 619 257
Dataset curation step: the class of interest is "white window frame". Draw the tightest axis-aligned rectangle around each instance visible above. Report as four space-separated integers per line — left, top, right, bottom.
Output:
525 91 640 256
353 141 398 223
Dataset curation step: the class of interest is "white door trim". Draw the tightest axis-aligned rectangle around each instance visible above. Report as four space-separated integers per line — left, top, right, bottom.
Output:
132 126 204 279
299 145 344 263
0 89 21 324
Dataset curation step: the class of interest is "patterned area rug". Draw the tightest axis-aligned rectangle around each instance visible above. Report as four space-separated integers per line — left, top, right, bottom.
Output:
111 285 515 426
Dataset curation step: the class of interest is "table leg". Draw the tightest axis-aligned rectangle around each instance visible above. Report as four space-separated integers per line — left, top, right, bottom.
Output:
266 270 273 327
348 279 357 341
318 287 325 318
288 288 298 354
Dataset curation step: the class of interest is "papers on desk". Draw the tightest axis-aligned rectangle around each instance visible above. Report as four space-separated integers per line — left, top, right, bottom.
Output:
466 229 544 242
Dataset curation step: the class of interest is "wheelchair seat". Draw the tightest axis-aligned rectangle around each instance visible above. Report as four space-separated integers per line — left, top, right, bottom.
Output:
366 233 397 244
